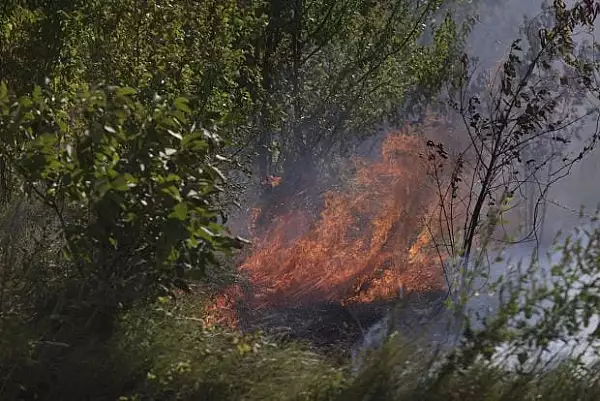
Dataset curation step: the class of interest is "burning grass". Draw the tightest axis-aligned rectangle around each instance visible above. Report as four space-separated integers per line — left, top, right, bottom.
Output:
208 127 456 340
247 131 444 304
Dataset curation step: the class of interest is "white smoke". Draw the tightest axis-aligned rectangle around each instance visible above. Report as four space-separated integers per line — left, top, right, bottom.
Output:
352 0 600 371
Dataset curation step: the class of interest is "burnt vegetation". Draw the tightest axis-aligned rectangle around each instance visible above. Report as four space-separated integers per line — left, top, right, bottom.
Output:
1 0 600 400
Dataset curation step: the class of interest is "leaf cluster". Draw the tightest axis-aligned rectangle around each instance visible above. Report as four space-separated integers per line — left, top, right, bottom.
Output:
0 82 244 307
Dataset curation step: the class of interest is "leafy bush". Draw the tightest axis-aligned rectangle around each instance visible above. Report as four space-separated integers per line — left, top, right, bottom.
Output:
0 82 245 315
0 82 249 398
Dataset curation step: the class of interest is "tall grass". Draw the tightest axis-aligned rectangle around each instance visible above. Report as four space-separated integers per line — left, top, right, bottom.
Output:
1 198 599 400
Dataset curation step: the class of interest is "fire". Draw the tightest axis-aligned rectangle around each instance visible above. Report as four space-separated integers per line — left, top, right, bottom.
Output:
206 127 450 327
266 130 441 293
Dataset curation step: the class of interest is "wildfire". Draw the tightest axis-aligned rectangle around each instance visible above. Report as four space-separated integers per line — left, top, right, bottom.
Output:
206 127 449 326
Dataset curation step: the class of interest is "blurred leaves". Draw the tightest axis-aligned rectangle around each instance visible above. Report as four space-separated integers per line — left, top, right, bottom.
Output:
0 81 243 303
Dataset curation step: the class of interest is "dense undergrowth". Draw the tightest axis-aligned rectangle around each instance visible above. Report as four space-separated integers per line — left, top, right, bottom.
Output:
1 195 599 401
3 284 600 401
2 0 600 400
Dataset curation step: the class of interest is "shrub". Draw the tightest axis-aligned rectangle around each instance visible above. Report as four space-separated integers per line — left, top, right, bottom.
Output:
116 294 347 401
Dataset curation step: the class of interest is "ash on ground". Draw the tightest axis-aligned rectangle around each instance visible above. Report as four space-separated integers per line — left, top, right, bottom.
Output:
234 290 463 358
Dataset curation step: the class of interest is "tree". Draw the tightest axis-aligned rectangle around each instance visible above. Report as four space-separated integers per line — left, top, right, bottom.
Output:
0 0 271 213
423 0 600 302
250 0 467 226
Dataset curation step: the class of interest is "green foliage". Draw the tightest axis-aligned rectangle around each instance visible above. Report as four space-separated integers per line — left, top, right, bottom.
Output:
255 0 467 175
2 1 600 401
116 295 346 401
462 221 600 366
0 0 469 227
0 83 244 307
0 2 63 91
1 290 347 400
1 0 267 155
54 0 266 132
1 188 600 401
0 0 470 303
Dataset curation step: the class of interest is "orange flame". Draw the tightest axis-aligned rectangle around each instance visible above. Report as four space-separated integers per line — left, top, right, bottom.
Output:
204 126 454 328
223 129 446 313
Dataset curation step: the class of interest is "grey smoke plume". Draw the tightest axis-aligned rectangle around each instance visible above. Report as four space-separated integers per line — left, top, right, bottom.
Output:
352 0 600 369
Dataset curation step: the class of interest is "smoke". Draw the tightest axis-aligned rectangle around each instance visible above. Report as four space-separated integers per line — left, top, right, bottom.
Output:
465 0 600 290
350 0 600 366
472 0 600 243
463 0 600 365
219 0 600 363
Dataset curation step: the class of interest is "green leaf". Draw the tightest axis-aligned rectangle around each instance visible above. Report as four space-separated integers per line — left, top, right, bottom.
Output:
116 87 137 96
169 202 188 221
111 175 130 191
174 97 191 113
182 132 209 151
108 236 118 248
161 185 182 201
124 212 137 222
197 227 215 242
32 133 58 149
32 86 42 102
123 173 137 184
19 96 33 108
0 81 7 101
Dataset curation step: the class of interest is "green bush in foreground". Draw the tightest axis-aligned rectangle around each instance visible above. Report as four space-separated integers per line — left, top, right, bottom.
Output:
115 295 347 401
2 257 600 401
0 290 347 400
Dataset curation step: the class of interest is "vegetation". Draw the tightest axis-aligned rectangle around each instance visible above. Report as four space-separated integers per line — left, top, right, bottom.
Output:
0 0 600 400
